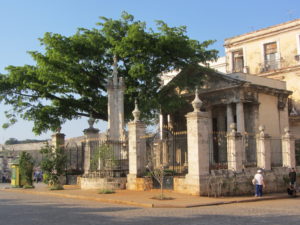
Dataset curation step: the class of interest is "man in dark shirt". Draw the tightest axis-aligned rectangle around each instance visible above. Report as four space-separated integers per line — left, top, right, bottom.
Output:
289 168 297 187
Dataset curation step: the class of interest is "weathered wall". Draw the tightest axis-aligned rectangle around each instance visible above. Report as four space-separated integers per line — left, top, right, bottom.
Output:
175 167 300 196
80 177 127 190
258 93 282 136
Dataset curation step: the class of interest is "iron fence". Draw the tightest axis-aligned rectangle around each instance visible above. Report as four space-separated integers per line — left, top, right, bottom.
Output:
82 138 128 178
145 128 188 176
296 139 300 166
65 141 84 175
209 131 228 170
270 137 282 167
243 133 257 167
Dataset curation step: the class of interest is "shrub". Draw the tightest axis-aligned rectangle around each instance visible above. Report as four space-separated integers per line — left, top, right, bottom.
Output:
98 189 115 194
19 152 34 187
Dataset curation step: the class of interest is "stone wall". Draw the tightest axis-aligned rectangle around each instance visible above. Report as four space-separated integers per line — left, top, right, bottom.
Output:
81 177 127 190
174 167 300 196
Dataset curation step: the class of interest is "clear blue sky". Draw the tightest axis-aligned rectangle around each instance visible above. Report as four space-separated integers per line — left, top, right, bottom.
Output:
0 0 299 143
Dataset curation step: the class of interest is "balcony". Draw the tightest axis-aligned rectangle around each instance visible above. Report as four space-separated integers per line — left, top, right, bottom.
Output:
259 59 281 73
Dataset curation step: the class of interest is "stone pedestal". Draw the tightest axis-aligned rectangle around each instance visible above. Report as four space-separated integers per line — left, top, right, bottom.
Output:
282 128 296 168
183 89 210 195
83 127 99 174
256 125 271 170
227 123 243 172
51 132 65 149
126 115 146 190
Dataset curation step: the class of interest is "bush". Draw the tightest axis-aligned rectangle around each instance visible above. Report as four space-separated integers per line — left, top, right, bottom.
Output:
49 184 64 190
19 152 34 187
98 189 115 194
40 144 67 189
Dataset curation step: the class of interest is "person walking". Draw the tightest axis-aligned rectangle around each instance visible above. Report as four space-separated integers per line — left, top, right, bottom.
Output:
253 169 265 197
289 168 296 188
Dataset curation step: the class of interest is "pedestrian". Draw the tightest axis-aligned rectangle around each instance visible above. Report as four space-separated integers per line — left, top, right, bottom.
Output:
288 168 296 188
252 169 265 197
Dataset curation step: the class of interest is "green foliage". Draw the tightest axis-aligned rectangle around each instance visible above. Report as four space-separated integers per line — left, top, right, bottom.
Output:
19 152 34 187
0 12 218 134
49 184 64 190
98 189 115 194
40 144 67 188
90 143 117 171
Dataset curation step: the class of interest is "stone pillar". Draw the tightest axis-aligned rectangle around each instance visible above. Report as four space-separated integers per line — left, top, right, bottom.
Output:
282 127 296 168
107 56 125 140
236 102 245 134
51 127 65 149
127 101 147 190
83 117 99 174
185 89 210 195
159 112 163 140
236 102 246 162
256 125 271 170
227 123 243 172
226 103 234 132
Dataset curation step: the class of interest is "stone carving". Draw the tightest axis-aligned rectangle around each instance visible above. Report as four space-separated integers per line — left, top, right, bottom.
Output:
192 88 202 112
132 99 141 122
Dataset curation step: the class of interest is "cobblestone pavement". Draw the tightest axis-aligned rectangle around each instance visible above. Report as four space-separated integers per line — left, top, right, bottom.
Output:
1 191 299 225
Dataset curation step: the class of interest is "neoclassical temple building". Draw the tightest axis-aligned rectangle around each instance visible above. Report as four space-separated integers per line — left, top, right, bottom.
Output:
159 65 291 170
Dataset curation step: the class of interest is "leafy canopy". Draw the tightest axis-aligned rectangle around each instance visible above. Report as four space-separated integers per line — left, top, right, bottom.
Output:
0 12 218 134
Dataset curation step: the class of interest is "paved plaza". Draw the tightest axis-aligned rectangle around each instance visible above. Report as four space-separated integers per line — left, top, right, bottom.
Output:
0 185 300 225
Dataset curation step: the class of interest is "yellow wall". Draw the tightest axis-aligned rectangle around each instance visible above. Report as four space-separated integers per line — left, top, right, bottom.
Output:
226 29 300 74
258 93 281 137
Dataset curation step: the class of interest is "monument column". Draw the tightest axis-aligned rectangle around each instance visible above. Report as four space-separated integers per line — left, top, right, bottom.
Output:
127 101 147 190
185 89 210 195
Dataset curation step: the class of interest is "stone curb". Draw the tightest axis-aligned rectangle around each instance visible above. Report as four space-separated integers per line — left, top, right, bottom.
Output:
1 188 290 208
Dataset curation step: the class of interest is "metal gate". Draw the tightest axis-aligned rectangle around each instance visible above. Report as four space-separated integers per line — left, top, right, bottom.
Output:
145 126 187 189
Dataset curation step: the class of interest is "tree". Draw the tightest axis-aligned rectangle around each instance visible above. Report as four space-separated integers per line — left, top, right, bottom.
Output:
4 138 19 145
19 152 34 187
40 145 67 189
0 12 218 134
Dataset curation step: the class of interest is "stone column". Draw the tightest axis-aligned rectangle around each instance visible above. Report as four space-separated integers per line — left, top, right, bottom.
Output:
51 127 65 149
282 127 296 168
159 112 163 140
236 102 245 134
236 102 246 162
127 101 147 190
83 117 99 174
227 123 243 172
185 89 210 195
256 125 271 170
226 103 234 132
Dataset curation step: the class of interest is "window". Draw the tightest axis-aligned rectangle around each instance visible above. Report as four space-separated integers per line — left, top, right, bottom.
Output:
263 42 278 71
232 50 244 72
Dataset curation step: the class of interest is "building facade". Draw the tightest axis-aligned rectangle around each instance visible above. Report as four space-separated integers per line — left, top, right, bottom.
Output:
223 19 300 138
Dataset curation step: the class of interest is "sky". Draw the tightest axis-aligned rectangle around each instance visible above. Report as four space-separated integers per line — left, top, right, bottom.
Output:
0 0 299 143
